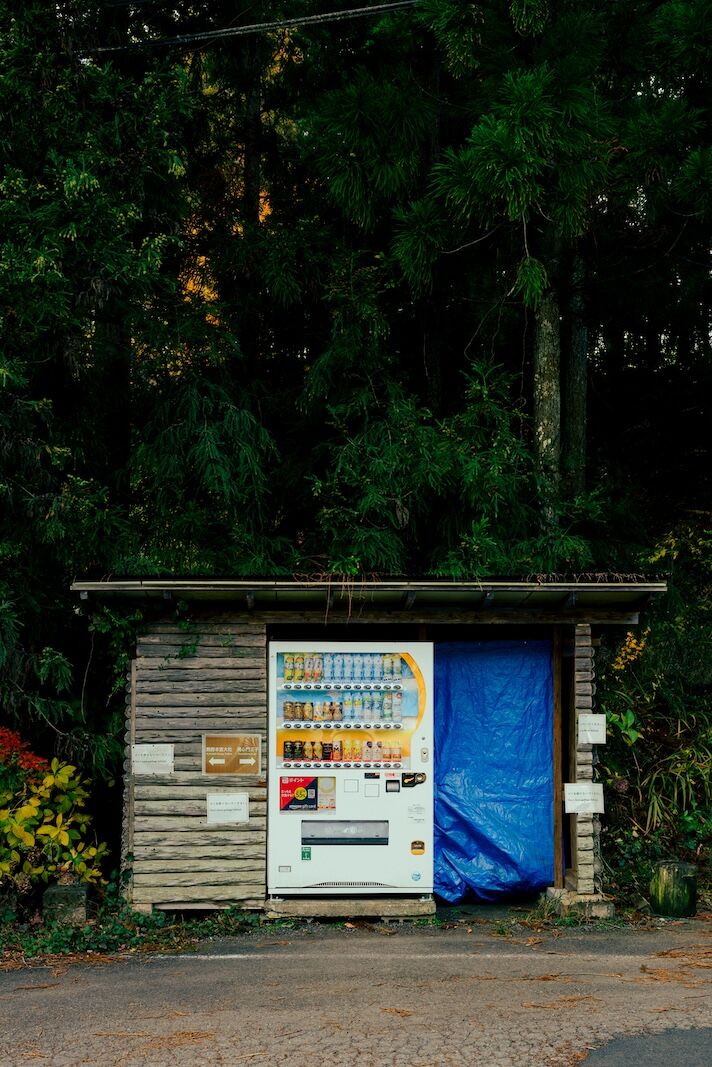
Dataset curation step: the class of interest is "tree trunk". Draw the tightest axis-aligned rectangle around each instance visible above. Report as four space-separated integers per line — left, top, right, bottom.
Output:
533 288 561 512
563 254 588 496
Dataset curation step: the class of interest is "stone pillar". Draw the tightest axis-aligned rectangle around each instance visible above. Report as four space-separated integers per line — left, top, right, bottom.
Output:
568 623 600 896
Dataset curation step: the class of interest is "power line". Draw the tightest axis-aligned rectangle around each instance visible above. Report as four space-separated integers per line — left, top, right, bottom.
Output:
90 1 419 53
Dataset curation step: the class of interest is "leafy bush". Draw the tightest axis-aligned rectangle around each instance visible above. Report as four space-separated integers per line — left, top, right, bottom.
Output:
0 728 107 895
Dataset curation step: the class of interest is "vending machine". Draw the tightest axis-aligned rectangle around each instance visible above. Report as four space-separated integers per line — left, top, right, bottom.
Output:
267 642 433 896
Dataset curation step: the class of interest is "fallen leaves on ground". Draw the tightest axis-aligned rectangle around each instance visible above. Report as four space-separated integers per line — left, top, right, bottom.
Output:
522 994 596 1009
382 1007 414 1017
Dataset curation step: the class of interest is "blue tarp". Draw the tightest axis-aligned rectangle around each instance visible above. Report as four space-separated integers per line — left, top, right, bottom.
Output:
434 641 554 901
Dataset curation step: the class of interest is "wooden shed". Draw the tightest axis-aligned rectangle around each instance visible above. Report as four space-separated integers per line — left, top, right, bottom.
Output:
72 578 665 915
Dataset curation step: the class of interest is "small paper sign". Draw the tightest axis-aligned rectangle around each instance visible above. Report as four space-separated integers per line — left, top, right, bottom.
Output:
131 743 174 776
206 791 250 825
578 714 607 745
565 782 605 814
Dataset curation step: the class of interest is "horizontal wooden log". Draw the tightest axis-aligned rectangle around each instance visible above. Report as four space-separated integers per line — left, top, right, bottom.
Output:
133 857 265 873
131 772 267 786
135 798 265 816
132 883 265 904
136 691 265 707
133 868 264 887
140 631 265 646
134 816 266 831
137 656 265 672
132 832 266 854
134 785 266 800
153 899 265 911
137 646 264 661
137 675 265 692
133 735 266 752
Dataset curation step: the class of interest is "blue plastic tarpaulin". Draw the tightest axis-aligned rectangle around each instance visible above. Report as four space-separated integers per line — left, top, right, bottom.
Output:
434 641 554 901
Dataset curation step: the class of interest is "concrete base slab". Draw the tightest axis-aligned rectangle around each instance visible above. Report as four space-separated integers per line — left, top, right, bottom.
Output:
546 886 615 920
264 897 436 920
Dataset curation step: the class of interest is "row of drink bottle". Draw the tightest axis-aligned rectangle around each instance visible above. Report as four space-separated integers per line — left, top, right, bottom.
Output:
282 691 403 721
282 739 402 762
283 652 403 683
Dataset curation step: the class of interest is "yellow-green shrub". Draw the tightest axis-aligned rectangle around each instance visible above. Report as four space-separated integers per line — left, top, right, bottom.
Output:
0 734 107 892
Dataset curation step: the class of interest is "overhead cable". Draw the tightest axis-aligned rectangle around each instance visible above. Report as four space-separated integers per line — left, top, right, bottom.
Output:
91 1 419 53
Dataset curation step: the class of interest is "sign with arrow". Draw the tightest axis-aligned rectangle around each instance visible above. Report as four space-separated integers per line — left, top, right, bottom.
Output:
202 733 262 776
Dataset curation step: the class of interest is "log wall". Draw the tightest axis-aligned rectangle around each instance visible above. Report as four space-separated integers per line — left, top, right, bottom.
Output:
125 619 267 910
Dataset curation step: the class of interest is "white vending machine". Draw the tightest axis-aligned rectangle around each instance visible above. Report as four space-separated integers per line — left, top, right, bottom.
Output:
267 642 433 896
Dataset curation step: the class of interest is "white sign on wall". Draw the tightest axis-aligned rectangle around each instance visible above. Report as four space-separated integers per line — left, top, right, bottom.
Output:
578 714 607 745
131 743 174 775
564 782 605 814
206 792 250 825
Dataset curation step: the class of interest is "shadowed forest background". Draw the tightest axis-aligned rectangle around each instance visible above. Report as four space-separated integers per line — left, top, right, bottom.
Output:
1 0 710 900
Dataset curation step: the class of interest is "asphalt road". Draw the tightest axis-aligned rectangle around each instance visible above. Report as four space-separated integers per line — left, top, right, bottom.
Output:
1 921 710 1066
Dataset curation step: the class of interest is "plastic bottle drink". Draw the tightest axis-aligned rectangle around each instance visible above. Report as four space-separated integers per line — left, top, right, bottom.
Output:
362 654 372 681
371 653 382 680
343 694 353 719
342 653 353 681
383 692 392 719
284 654 294 682
382 653 393 680
332 701 343 721
353 694 363 720
313 653 323 682
351 739 362 760
294 654 304 681
323 653 333 680
313 740 323 760
333 653 343 680
371 692 382 719
392 654 402 678
362 693 372 718
393 692 402 721
304 654 314 682
352 654 362 681
303 740 313 760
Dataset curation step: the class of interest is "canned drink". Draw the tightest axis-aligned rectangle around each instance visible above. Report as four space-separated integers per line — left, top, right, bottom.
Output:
393 692 403 720
333 653 343 680
353 694 363 719
322 742 333 760
343 694 353 719
394 741 401 761
332 701 342 721
342 653 353 681
371 653 382 680
283 741 293 760
374 741 383 761
331 740 342 760
351 739 362 760
383 692 392 719
312 740 323 760
303 701 313 720
352 654 362 681
284 654 294 682
342 739 352 761
363 740 374 760
392 654 402 678
294 654 304 681
382 653 393 679
294 702 304 721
